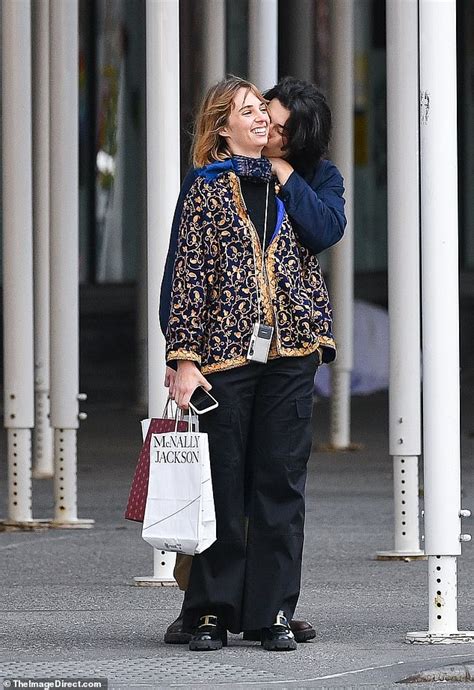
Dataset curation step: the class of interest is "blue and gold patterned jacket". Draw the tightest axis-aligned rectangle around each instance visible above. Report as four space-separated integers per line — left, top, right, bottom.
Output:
166 166 337 375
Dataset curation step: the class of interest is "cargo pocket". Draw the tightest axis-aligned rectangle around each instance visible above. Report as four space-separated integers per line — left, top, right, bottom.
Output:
201 405 239 474
287 396 314 471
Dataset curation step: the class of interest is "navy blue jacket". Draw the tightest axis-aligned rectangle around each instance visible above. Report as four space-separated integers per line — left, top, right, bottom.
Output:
159 158 346 336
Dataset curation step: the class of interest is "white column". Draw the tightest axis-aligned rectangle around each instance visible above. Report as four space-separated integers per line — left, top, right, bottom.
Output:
376 0 423 561
134 0 181 586
137 232 148 411
248 0 277 91
32 0 54 479
1 0 35 524
49 0 92 528
407 0 473 643
328 0 354 450
285 0 314 82
202 0 226 91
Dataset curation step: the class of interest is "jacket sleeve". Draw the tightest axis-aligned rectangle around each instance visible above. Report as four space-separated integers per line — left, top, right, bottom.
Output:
159 168 198 337
165 181 209 367
278 161 347 255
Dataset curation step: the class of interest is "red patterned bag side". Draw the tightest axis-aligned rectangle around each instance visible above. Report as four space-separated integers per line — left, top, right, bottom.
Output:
125 417 188 522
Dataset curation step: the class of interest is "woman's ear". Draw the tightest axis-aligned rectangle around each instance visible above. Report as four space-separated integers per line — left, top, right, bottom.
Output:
219 126 230 139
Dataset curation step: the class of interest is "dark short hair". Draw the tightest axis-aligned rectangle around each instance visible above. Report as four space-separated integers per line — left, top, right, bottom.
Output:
264 77 332 172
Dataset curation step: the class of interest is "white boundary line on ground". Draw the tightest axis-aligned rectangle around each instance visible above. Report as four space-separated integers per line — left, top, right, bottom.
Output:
165 653 474 686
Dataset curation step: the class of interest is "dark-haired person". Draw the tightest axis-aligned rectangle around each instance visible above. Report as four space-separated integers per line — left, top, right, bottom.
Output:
159 76 346 645
263 77 344 253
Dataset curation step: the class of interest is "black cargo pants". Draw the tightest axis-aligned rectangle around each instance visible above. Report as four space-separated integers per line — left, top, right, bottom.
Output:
182 352 319 634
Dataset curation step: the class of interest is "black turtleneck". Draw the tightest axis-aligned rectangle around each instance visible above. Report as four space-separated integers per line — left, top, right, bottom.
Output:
240 179 277 251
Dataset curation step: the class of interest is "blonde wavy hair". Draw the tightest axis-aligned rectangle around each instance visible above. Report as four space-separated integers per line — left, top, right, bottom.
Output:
192 76 266 167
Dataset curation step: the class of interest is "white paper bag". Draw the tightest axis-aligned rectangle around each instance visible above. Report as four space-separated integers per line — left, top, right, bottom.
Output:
141 421 216 555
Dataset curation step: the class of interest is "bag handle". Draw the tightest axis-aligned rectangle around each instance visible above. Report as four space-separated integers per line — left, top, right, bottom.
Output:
162 396 174 419
167 396 200 433
187 409 199 433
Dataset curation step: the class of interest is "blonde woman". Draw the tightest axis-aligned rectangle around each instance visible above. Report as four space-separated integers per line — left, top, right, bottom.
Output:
165 77 336 651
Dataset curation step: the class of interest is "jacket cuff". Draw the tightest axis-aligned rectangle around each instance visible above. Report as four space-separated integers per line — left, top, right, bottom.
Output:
279 170 306 209
166 349 202 367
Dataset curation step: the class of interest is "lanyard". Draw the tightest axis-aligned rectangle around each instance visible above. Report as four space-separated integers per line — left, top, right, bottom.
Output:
245 182 269 325
236 177 271 325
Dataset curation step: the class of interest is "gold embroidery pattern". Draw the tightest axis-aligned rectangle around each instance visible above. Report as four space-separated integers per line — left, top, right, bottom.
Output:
166 172 336 373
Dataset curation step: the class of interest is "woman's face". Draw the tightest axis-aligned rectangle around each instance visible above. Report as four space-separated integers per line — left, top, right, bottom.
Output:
263 98 291 158
220 87 270 157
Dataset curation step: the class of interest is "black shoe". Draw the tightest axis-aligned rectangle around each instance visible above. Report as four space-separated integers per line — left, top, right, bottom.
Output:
164 613 193 644
261 611 297 651
243 618 315 643
189 615 228 651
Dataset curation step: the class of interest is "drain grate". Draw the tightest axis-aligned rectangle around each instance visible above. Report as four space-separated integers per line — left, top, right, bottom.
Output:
1 655 277 687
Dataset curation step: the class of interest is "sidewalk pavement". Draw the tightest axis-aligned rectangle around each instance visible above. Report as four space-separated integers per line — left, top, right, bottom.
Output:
1 390 474 689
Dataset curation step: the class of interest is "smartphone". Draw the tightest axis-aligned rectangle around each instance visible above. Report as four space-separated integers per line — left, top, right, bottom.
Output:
188 387 219 415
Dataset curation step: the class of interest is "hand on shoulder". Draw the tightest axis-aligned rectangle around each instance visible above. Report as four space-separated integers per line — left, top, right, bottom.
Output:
267 158 294 186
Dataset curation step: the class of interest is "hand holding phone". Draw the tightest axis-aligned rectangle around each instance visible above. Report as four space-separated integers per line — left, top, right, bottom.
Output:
188 386 219 415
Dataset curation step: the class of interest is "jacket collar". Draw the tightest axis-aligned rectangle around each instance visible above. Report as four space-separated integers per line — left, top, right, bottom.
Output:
196 156 272 183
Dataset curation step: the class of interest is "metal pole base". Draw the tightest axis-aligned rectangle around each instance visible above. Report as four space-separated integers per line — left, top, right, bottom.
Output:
133 548 177 586
0 518 94 531
0 518 51 531
376 550 426 561
379 456 423 557
7 428 33 522
53 428 81 522
317 441 363 452
406 631 474 644
48 518 95 529
133 576 178 587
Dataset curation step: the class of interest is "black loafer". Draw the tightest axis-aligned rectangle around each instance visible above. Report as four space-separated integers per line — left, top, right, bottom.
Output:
243 618 315 643
261 611 297 651
189 615 228 651
164 613 193 644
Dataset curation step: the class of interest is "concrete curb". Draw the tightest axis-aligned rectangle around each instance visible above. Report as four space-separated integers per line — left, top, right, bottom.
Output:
400 661 474 683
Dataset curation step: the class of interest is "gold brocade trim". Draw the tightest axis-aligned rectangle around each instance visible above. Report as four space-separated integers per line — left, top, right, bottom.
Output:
201 355 250 375
266 229 284 356
272 337 336 359
167 349 201 365
229 172 246 219
229 172 275 328
201 339 336 375
249 231 275 327
268 338 279 358
318 335 337 349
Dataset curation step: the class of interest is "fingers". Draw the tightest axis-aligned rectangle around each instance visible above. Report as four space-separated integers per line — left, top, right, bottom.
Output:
171 361 210 410
198 374 212 391
169 380 176 400
166 367 177 397
173 379 192 411
175 385 191 411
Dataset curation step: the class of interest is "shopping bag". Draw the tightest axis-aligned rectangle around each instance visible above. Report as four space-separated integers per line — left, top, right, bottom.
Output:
124 400 188 523
141 412 216 555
